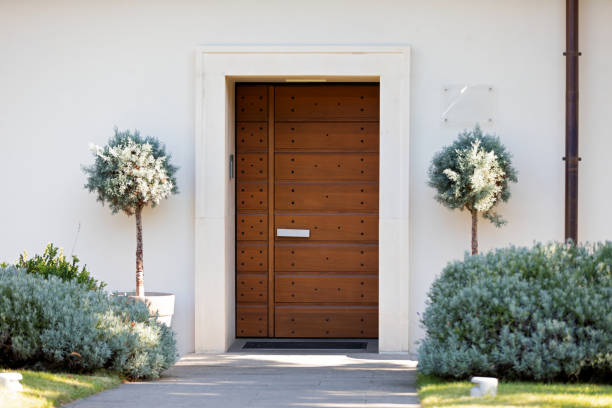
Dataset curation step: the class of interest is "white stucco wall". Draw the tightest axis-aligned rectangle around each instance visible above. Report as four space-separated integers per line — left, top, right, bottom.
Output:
1 0 611 355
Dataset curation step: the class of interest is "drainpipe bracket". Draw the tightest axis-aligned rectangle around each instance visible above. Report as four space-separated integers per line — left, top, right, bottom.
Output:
563 51 582 57
562 157 582 164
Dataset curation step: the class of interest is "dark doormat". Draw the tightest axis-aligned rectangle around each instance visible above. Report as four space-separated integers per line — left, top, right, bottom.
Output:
243 341 368 350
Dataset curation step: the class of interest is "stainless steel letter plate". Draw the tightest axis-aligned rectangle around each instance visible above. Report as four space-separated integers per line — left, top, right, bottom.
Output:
277 228 310 238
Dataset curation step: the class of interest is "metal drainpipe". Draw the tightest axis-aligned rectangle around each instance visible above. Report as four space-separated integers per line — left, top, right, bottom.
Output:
564 0 581 243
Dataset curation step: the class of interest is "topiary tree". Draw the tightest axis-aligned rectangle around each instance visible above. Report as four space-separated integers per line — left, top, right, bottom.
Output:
428 125 517 254
83 128 178 298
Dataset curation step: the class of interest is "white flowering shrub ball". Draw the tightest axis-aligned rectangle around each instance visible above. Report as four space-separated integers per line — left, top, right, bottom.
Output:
429 125 517 225
441 139 506 215
428 125 517 253
83 129 178 215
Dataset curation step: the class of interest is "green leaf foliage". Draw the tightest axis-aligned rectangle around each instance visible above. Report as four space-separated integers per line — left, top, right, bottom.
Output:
417 242 612 381
83 128 178 216
0 267 178 379
428 125 517 226
14 243 104 291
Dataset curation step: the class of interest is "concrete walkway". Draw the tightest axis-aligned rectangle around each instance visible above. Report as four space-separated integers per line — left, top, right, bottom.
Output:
67 353 421 407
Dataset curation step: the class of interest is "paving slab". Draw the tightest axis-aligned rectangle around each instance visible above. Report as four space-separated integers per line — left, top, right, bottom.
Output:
66 353 421 408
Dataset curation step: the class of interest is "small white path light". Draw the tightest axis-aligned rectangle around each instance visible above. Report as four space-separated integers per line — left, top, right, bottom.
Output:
0 372 23 393
470 376 498 397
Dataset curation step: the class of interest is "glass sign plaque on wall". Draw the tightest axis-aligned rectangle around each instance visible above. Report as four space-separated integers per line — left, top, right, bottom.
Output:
441 84 497 127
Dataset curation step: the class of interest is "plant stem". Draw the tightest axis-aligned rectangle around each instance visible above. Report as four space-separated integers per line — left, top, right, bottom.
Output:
471 209 478 255
135 206 145 298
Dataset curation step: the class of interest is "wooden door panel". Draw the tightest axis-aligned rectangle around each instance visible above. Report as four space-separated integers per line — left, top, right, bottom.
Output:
237 213 268 241
275 183 378 211
237 153 267 180
275 306 378 337
236 86 267 122
237 183 268 210
237 305 268 337
275 244 377 272
237 273 268 303
275 215 378 241
235 86 271 339
276 275 378 303
237 243 268 272
237 122 268 152
275 123 379 152
236 84 379 339
275 85 379 122
275 153 379 181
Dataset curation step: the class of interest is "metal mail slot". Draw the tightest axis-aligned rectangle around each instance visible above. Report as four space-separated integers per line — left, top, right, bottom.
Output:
277 228 310 238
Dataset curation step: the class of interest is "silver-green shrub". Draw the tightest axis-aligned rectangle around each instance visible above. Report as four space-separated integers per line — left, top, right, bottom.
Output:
103 295 178 379
0 267 177 379
417 242 612 381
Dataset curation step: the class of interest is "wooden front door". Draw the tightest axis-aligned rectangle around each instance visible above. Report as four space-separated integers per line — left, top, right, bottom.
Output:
236 84 379 338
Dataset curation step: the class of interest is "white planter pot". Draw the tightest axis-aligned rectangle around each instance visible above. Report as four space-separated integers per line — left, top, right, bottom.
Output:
127 292 175 327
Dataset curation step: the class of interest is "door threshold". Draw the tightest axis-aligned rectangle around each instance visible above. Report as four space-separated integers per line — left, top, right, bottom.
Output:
228 338 378 353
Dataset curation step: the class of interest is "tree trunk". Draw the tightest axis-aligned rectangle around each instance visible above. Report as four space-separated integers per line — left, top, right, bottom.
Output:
471 209 478 255
135 206 145 298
